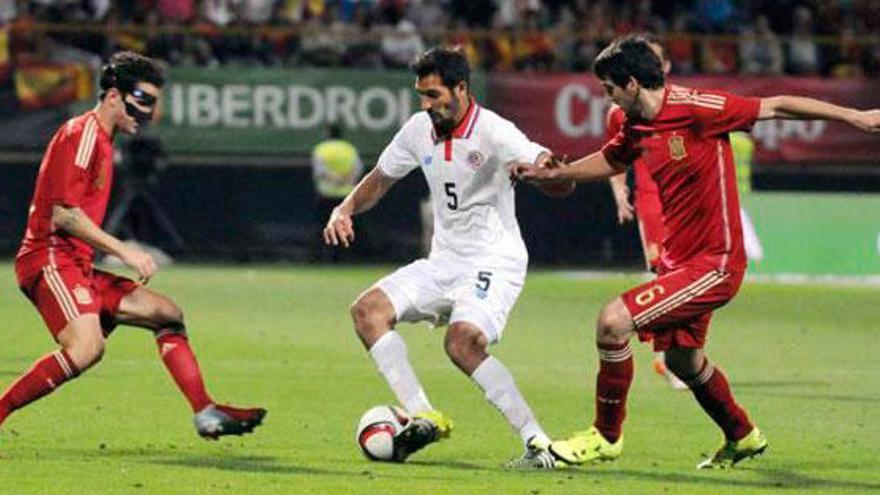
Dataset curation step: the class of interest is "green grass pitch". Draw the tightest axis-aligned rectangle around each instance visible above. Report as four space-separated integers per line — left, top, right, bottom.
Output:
0 263 878 494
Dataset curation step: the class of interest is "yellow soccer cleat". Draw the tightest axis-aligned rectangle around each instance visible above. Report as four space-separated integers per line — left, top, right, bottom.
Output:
697 427 768 469
393 410 454 461
414 409 453 439
549 426 623 465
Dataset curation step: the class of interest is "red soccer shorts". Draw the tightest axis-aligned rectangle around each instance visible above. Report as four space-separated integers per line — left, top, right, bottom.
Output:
18 263 139 339
621 261 744 351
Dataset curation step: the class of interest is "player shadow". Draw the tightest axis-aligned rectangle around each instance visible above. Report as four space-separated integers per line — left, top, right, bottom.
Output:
731 380 880 403
730 379 831 388
46 446 352 477
148 454 352 477
405 459 489 472
561 466 880 491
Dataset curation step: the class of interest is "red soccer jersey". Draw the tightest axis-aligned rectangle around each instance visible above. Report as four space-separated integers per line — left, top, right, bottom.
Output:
602 85 760 272
16 111 114 273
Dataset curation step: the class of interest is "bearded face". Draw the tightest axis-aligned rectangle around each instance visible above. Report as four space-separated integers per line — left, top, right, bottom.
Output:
416 74 468 138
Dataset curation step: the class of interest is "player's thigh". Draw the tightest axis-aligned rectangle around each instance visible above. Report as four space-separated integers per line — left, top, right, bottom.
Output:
114 283 183 331
375 258 449 327
449 267 524 344
622 265 740 349
24 265 104 340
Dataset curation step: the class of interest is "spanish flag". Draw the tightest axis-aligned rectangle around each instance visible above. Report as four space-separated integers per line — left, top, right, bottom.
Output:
14 62 93 110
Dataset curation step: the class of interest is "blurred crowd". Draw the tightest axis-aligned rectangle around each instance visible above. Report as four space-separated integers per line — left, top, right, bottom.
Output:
3 0 880 77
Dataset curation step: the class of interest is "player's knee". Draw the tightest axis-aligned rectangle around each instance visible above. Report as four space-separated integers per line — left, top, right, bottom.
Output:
595 303 631 344
64 333 105 370
443 324 487 363
350 293 392 331
665 348 703 378
156 300 184 327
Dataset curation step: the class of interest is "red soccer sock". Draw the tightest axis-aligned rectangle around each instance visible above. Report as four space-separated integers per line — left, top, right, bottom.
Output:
593 341 634 443
156 332 213 413
686 359 753 441
0 350 79 426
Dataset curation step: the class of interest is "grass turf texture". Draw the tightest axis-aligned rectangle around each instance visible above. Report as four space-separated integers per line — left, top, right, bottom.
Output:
0 263 878 494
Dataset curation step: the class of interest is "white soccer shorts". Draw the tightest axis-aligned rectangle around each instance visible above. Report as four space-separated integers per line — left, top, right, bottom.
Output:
376 256 524 343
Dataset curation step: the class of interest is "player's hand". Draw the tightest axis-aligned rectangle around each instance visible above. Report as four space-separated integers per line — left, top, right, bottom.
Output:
508 162 559 183
323 207 355 248
849 109 880 133
612 184 635 224
534 152 566 170
120 246 157 284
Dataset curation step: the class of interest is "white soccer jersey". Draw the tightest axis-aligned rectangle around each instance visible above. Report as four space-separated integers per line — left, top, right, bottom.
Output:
377 99 547 269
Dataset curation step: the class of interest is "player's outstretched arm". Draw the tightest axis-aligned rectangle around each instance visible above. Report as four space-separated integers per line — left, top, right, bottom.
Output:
532 151 576 197
511 151 624 185
759 96 880 132
608 173 634 224
51 204 157 283
323 167 398 248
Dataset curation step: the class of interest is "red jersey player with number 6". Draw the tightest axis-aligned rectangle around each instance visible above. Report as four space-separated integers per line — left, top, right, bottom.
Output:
511 35 880 469
1 52 265 442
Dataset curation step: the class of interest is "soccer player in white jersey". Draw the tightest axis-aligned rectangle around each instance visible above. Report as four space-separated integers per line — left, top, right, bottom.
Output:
323 47 573 468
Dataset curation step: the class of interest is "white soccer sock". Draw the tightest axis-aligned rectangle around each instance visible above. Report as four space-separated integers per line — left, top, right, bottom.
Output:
368 331 433 415
471 356 549 447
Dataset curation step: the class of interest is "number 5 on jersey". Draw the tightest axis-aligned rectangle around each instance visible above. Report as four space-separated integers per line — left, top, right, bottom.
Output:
475 270 492 299
444 182 458 210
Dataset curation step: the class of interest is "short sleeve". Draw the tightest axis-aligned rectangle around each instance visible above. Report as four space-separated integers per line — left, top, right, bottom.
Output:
492 117 548 166
377 117 420 179
692 90 760 138
601 124 640 167
46 128 93 207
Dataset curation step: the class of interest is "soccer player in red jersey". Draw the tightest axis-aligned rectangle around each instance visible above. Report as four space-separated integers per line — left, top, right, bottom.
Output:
606 36 688 391
512 35 880 468
0 52 265 441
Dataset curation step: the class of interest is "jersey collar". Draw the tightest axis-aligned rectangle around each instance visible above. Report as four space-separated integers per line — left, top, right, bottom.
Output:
431 97 480 142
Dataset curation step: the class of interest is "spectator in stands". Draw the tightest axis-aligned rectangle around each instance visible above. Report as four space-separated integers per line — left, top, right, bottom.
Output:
157 0 195 24
405 0 447 32
0 0 18 24
830 25 865 78
381 19 425 68
514 10 555 70
666 10 696 74
300 14 346 66
739 14 783 75
787 6 819 74
695 0 739 33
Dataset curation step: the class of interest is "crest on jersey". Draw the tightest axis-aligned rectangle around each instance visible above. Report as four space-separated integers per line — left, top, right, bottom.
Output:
93 170 106 190
423 155 433 166
668 136 687 161
73 285 93 305
467 150 485 170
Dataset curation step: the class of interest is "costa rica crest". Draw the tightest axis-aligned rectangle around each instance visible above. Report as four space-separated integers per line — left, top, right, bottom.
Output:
466 150 485 170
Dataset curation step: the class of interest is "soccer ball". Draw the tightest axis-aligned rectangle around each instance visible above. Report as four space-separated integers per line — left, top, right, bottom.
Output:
356 405 411 462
